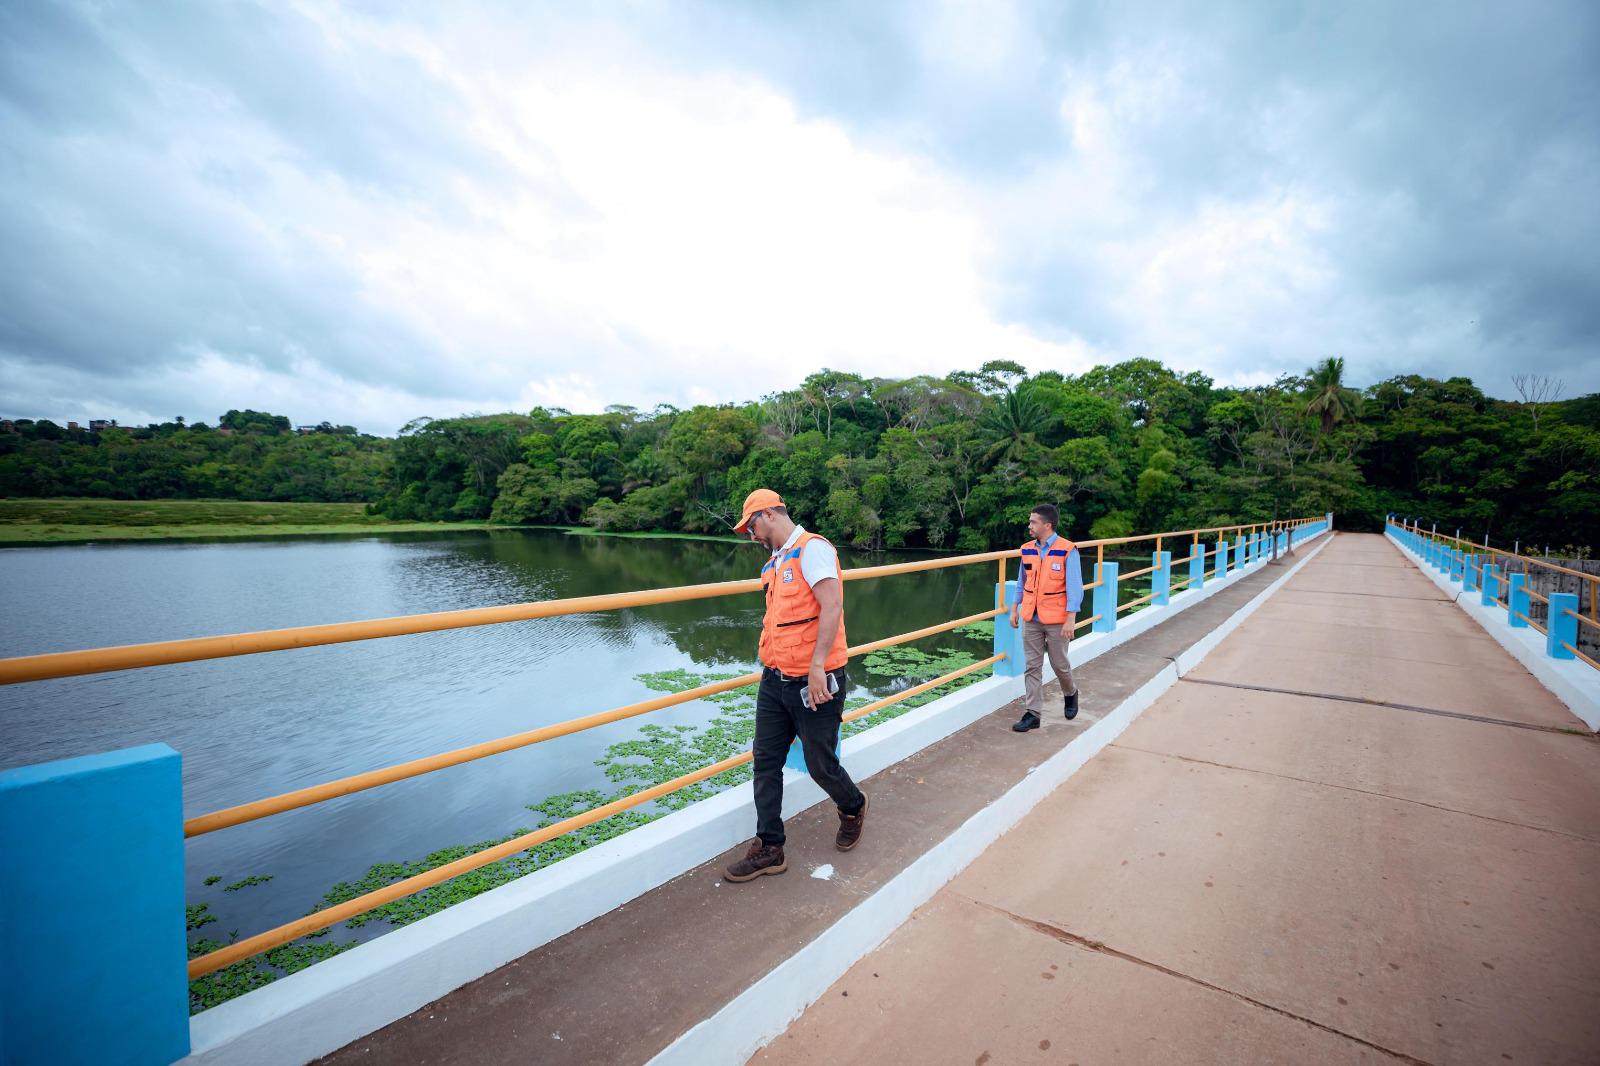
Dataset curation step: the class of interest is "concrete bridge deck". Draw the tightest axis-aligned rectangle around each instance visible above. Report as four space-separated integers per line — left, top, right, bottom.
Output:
754 534 1600 1065
316 530 1313 1064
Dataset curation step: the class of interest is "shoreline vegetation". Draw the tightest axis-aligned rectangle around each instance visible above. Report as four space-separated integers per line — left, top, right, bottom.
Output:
0 500 762 547
0 501 958 550
0 499 490 545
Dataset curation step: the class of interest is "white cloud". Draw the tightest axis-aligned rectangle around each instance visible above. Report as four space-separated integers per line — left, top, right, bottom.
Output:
3 0 1596 433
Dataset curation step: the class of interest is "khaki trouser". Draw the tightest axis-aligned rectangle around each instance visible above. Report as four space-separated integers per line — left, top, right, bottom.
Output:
1022 616 1075 715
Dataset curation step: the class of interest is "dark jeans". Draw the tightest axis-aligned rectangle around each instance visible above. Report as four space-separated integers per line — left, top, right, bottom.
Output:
752 667 864 847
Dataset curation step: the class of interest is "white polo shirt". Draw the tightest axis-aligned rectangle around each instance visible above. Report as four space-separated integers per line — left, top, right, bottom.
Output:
771 525 841 587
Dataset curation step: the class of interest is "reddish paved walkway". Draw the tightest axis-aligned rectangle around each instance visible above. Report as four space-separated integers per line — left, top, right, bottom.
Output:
755 534 1600 1065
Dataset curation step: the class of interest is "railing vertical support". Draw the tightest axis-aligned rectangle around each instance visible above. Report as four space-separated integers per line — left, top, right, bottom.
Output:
1217 539 1230 579
1234 537 1246 570
1481 563 1500 606
1507 573 1530 628
993 579 1023 678
1548 593 1579 659
1463 554 1478 593
0 744 189 1065
1093 562 1119 634
1151 550 1171 607
1188 542 1205 590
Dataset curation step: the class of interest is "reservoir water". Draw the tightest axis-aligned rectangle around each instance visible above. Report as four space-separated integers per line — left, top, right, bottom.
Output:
0 529 1001 946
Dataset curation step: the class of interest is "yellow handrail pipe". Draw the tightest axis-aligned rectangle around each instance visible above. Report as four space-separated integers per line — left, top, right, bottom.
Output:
184 605 1007 837
188 651 1005 978
0 550 1022 686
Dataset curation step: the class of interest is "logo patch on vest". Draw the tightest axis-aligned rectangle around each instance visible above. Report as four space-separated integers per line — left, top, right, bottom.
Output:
1051 561 1062 571
782 568 795 583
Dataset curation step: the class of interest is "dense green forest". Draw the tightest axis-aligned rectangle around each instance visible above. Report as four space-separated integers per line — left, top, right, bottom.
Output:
5 362 1597 550
0 409 388 503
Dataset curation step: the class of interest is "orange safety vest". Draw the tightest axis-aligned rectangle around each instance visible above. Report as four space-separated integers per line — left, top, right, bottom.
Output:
1018 537 1077 625
759 531 849 675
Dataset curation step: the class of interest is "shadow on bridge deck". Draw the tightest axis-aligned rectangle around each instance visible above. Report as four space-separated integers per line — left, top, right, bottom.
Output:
316 533 1307 1065
755 534 1600 1066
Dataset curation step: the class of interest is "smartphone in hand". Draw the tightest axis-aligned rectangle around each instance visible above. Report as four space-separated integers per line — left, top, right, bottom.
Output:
800 670 840 709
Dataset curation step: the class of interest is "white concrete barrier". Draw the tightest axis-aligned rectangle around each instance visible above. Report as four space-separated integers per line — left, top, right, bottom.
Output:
1387 530 1600 732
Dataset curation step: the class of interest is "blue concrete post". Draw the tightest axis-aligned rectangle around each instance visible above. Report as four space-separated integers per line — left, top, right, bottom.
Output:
1093 561 1119 634
992 579 1023 678
1450 549 1463 582
1151 550 1172 607
1463 554 1478 592
1234 538 1245 570
0 745 189 1066
788 736 841 772
1481 563 1500 606
1507 573 1530 628
1188 542 1205 590
1547 593 1579 659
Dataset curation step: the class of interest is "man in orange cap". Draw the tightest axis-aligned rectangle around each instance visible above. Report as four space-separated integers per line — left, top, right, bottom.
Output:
723 488 868 882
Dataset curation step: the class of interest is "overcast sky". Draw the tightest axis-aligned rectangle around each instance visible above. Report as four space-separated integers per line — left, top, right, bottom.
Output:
3 1 1596 434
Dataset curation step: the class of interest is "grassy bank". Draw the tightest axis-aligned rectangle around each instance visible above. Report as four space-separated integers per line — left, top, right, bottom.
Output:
532 524 747 544
0 498 492 545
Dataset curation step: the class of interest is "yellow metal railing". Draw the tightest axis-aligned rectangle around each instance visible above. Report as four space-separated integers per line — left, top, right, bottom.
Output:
183 605 1006 838
0 514 1326 981
1398 519 1600 632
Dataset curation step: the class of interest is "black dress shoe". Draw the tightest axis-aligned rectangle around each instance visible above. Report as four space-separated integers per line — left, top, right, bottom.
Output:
1064 689 1079 720
1012 711 1041 732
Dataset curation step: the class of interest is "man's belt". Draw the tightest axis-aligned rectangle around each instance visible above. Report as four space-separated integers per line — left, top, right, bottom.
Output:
764 665 839 684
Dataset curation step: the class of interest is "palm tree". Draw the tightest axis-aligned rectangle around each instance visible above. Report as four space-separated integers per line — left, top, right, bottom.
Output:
978 388 1052 464
1305 357 1360 434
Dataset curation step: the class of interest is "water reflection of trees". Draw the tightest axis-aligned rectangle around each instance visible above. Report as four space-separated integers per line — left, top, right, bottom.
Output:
466 531 994 667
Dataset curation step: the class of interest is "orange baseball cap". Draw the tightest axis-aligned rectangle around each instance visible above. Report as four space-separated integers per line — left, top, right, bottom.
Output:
734 488 784 533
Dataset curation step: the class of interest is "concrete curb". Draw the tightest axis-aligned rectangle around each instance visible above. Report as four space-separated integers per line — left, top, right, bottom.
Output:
650 533 1336 1066
1386 532 1600 732
184 529 1330 1065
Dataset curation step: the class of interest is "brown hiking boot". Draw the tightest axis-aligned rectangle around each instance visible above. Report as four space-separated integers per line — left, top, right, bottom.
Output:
836 792 869 851
724 839 786 882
